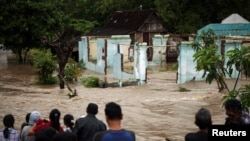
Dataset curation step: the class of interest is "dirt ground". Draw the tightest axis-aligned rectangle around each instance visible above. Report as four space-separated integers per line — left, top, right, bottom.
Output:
0 58 249 141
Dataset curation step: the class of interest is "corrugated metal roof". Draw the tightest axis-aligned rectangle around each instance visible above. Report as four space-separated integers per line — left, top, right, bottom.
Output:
197 23 250 36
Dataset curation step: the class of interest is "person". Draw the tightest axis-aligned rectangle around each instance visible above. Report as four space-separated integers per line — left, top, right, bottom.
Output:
20 112 31 139
20 111 41 141
63 114 74 132
68 89 78 98
52 131 77 141
184 108 212 141
73 103 107 141
28 108 63 136
224 98 250 125
0 114 20 141
34 127 57 141
93 102 136 141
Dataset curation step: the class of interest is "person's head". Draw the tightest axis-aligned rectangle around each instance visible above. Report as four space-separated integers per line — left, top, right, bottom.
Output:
63 114 74 129
86 103 98 115
224 98 243 123
25 112 31 123
29 111 41 125
3 114 15 139
195 108 212 130
21 112 31 131
105 102 123 120
35 127 57 141
49 108 61 131
52 131 77 141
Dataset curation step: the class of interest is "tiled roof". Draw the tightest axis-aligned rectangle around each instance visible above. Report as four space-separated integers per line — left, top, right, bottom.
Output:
86 10 166 36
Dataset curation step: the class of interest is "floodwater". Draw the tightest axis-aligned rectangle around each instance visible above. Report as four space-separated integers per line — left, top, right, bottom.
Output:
0 52 246 141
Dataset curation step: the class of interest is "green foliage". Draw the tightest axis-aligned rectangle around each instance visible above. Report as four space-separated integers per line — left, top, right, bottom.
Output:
30 49 57 85
192 29 229 92
224 46 250 109
81 76 100 88
238 85 250 110
179 87 191 92
227 47 250 78
64 58 84 82
193 30 250 109
223 85 250 110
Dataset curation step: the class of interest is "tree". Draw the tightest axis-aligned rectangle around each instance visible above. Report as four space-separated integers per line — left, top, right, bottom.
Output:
154 0 250 33
223 46 250 109
43 0 91 89
0 0 54 63
192 29 229 92
193 29 250 109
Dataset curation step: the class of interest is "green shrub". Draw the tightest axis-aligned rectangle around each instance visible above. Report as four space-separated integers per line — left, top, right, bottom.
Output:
30 49 57 85
81 76 99 88
36 76 58 85
65 58 85 82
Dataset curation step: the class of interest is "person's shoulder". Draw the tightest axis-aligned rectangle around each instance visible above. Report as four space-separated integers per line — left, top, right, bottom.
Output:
123 129 135 134
9 128 19 134
185 132 197 141
185 131 207 141
93 130 108 141
21 125 31 133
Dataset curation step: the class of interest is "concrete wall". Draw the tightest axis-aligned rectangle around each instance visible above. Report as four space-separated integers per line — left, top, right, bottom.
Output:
177 39 242 84
150 34 169 66
78 34 169 84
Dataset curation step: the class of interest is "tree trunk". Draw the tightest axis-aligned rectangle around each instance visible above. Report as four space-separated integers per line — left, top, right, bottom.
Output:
17 51 23 64
58 65 65 89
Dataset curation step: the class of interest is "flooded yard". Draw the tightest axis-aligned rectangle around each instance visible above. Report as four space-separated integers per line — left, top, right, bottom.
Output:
0 52 248 141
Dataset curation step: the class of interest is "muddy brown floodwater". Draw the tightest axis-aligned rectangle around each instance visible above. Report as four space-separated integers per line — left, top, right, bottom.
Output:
0 53 249 141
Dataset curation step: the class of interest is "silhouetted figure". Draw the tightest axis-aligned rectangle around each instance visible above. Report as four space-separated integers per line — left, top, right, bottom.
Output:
185 108 212 141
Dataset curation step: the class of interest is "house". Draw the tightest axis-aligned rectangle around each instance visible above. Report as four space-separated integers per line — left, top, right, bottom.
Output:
86 9 168 61
177 14 250 84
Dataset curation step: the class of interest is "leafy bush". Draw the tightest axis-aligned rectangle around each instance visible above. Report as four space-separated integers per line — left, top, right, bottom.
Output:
30 49 57 85
223 84 250 110
36 76 58 85
65 58 86 82
81 76 99 88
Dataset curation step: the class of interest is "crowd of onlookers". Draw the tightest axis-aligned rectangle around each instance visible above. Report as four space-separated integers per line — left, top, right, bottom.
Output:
0 99 249 141
0 101 135 141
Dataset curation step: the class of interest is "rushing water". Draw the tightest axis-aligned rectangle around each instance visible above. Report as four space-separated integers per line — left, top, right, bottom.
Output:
0 52 244 141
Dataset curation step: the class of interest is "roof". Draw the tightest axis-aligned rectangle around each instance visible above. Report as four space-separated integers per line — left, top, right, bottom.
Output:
197 23 250 36
221 13 249 24
86 10 167 36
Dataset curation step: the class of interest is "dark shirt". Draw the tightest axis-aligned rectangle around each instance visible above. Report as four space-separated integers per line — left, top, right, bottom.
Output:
185 131 208 141
225 111 250 125
73 114 107 141
93 129 136 141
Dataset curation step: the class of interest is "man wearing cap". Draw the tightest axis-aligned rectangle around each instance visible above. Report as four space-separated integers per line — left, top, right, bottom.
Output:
73 103 107 141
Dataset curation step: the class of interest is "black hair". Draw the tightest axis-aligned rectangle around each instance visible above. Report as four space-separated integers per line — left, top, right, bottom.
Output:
224 99 242 112
52 131 77 141
3 114 15 139
49 108 61 132
25 112 31 123
35 127 57 141
63 114 74 130
105 102 122 120
20 112 31 137
195 108 212 129
87 103 98 115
